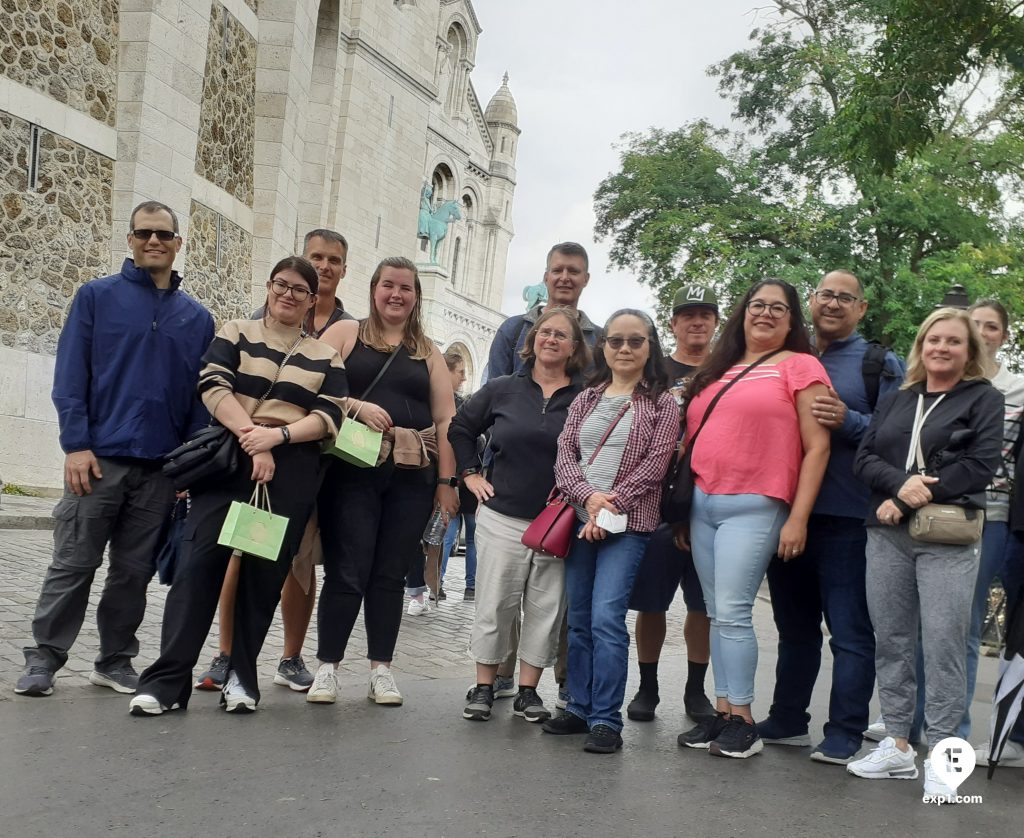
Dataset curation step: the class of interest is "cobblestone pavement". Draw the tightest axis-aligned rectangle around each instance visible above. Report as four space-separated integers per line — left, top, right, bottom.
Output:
0 528 689 692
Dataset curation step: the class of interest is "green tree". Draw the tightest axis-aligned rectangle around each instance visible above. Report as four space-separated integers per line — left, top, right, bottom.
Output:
595 0 1024 354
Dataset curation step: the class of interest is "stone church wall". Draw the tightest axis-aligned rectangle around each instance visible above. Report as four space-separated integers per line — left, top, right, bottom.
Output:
0 0 118 127
195 1 256 207
0 111 113 354
183 200 253 325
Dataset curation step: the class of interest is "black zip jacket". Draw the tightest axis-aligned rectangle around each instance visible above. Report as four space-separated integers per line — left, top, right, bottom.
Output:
854 378 1003 526
449 366 583 520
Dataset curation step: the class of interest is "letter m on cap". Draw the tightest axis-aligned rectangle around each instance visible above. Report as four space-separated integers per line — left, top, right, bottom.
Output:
684 286 707 302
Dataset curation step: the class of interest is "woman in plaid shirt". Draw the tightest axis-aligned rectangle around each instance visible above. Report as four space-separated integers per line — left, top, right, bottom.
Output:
542 309 679 754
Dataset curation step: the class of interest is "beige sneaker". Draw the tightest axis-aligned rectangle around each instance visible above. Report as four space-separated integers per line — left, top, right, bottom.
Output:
306 662 338 704
368 664 403 706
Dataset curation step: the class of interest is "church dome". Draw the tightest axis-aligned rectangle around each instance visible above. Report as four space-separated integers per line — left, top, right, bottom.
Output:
485 73 518 125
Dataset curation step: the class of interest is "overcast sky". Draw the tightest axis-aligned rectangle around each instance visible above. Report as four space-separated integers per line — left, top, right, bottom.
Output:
470 0 763 325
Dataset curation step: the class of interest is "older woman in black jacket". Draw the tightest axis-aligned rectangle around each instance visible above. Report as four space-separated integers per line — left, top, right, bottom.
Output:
849 308 1002 802
452 307 588 723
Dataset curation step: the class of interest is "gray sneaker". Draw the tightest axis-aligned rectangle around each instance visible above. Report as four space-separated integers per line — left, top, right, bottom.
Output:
513 687 552 723
274 655 314 691
463 684 494 721
493 674 516 699
89 662 139 694
195 652 229 690
15 665 55 697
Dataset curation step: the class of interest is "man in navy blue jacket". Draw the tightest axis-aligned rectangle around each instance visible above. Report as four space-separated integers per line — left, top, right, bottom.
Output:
758 269 906 763
16 201 214 698
485 242 600 380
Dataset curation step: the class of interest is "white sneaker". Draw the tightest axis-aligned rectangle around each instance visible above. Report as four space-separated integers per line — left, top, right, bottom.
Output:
864 715 887 742
221 670 256 714
975 739 1024 767
306 663 338 704
847 736 919 780
128 694 179 717
407 597 429 617
368 664 403 706
922 758 957 803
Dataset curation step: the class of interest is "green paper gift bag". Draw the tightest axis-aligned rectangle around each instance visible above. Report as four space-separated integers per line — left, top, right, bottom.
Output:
217 484 289 561
327 413 383 468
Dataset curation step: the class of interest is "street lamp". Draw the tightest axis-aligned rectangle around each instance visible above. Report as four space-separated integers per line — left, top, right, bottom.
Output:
936 283 970 310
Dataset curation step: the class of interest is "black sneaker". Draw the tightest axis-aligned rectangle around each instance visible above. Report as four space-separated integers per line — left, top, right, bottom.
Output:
274 655 314 691
463 684 493 721
15 664 55 697
683 690 717 723
542 711 589 735
678 711 729 749
463 588 475 602
709 715 764 759
195 652 229 691
89 662 139 694
513 687 551 723
626 688 659 722
584 724 623 753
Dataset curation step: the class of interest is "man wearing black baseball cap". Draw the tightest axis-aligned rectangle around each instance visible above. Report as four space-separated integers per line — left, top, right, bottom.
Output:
627 283 719 723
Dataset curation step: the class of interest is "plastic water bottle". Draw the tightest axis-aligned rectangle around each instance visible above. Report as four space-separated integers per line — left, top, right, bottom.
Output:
422 507 446 547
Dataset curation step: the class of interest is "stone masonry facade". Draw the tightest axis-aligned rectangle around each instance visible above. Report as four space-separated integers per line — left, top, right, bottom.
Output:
183 200 253 325
0 111 113 353
0 0 119 127
194 2 256 207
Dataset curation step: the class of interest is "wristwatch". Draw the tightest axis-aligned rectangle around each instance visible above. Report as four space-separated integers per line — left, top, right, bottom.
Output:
437 476 459 487
280 426 291 444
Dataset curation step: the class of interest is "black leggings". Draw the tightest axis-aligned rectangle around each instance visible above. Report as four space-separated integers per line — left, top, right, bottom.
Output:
317 459 435 663
137 443 321 708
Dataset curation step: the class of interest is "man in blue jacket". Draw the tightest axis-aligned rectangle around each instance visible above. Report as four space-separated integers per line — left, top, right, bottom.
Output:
485 241 600 380
16 201 215 698
757 269 905 763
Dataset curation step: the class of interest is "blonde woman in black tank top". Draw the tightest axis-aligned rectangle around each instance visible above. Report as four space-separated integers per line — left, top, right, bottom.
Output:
310 257 458 706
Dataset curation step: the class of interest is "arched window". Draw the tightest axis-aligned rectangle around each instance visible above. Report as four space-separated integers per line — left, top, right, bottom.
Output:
431 163 454 202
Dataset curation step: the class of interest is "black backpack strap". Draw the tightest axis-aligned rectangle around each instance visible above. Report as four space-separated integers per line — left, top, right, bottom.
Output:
861 340 889 410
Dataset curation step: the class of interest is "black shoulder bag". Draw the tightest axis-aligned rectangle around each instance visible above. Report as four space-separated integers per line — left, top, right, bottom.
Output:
661 349 784 524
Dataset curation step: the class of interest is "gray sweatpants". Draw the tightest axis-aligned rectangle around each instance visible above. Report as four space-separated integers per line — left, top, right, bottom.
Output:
24 457 174 672
865 526 980 747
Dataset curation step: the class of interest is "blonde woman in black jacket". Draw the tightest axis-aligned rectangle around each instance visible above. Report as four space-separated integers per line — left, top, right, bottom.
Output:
849 308 1002 802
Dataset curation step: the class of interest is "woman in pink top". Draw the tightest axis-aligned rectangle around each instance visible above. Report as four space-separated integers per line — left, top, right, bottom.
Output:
676 279 831 759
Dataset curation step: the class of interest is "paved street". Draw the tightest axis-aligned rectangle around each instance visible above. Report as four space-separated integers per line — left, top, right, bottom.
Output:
0 526 1018 837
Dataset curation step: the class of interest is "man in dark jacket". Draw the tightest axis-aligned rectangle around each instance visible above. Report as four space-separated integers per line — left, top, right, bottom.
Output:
485 242 599 379
16 201 215 698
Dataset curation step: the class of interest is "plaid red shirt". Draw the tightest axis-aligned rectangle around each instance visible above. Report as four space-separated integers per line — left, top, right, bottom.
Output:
554 383 680 533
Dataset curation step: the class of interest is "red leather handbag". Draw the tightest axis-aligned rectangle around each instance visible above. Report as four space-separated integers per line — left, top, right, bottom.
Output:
521 399 632 558
521 488 577 558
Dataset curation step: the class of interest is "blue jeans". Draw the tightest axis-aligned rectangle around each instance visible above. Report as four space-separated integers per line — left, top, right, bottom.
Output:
564 529 650 732
690 488 787 706
765 515 875 747
440 513 477 589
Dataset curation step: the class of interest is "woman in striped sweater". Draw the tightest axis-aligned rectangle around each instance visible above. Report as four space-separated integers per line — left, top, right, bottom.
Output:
131 256 347 717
